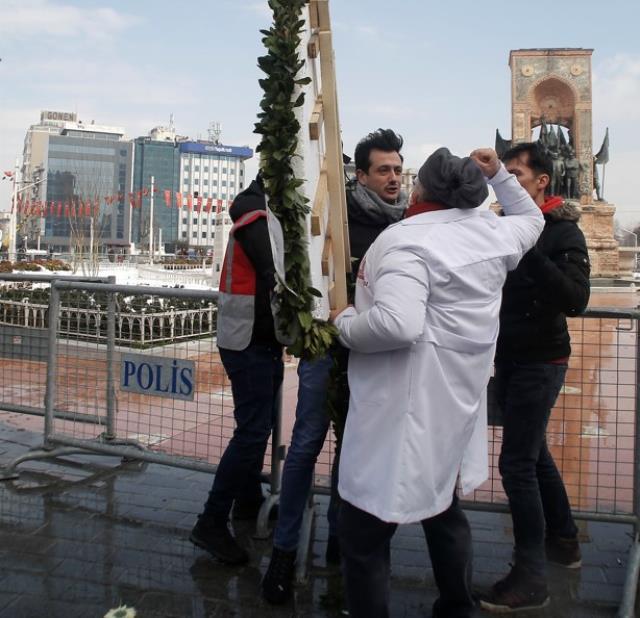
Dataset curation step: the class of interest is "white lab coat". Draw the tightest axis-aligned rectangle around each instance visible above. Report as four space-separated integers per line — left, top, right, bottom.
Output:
334 165 544 524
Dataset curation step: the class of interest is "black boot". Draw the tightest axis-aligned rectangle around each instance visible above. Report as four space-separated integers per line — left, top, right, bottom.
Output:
480 563 549 613
189 518 249 565
262 547 296 604
545 534 582 568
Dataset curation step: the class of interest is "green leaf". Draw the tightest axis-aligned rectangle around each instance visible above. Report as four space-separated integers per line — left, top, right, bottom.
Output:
298 311 313 330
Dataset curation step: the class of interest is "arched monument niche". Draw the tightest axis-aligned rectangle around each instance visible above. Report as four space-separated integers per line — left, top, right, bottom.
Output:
502 48 619 277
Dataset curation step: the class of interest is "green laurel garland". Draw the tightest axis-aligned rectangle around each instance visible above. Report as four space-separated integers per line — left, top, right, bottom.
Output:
254 0 338 359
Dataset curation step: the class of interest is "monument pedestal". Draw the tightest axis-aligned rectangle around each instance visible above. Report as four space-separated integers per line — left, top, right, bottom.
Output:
579 201 619 277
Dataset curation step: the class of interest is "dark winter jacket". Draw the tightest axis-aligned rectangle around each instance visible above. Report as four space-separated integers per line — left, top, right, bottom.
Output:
227 182 279 348
495 199 590 362
346 180 406 278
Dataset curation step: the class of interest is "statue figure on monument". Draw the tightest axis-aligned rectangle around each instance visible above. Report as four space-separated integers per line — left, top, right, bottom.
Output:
563 145 581 199
549 147 565 196
539 118 550 148
594 127 610 202
592 157 603 201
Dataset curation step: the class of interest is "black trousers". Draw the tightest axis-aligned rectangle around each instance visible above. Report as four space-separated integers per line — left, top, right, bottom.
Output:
495 360 577 576
339 495 475 618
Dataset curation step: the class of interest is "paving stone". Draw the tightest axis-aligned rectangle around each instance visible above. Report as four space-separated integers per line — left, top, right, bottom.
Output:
0 420 631 617
0 593 19 613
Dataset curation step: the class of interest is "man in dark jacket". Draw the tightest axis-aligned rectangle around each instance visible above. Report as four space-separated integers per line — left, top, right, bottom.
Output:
262 129 407 604
190 179 285 565
481 142 590 613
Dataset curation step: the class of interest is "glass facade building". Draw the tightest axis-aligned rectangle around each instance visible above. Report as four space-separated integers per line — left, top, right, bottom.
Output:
131 137 181 251
43 129 132 252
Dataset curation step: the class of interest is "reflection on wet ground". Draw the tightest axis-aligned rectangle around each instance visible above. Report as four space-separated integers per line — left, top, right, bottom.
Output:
0 421 635 617
0 287 638 615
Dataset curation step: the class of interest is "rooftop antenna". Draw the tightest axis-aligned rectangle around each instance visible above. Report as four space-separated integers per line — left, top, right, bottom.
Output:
169 113 174 131
208 121 221 144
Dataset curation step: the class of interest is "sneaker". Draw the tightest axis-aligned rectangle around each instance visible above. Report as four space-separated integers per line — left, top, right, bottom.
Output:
262 547 296 605
233 498 279 521
480 564 550 613
545 535 582 568
325 534 341 566
189 518 249 565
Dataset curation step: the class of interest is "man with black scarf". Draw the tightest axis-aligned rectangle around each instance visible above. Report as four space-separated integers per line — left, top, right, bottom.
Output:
262 129 408 604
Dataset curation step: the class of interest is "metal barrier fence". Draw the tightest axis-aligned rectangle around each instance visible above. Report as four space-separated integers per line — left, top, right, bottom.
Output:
0 277 638 614
306 307 640 616
0 274 112 424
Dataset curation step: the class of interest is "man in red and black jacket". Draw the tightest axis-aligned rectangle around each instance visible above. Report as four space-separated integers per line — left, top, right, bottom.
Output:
482 142 590 613
190 178 284 565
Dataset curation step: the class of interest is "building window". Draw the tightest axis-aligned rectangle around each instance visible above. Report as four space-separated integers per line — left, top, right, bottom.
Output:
182 218 187 224
182 232 187 238
222 181 227 187
239 182 243 189
212 180 218 186
240 169 244 176
203 179 208 185
202 231 207 238
193 218 198 225
204 165 209 171
192 231 197 238
194 165 199 171
230 181 235 188
229 169 235 176
222 167 227 173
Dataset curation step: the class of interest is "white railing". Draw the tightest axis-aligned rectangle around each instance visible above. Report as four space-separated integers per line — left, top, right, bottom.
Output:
0 299 216 346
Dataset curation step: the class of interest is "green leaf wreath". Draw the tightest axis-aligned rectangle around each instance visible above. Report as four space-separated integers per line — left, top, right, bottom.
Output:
254 0 338 360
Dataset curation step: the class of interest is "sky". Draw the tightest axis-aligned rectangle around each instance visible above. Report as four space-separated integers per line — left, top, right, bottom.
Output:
1 0 639 225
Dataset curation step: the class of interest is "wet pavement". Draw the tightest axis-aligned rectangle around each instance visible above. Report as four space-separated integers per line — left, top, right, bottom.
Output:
0 419 636 618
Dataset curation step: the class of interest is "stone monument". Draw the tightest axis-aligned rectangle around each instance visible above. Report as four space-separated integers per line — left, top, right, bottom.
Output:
496 48 618 277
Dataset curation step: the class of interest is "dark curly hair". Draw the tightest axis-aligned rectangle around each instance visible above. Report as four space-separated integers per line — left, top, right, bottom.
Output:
354 128 404 173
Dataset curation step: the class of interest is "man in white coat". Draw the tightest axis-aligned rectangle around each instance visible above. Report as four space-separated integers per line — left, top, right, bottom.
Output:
331 147 544 618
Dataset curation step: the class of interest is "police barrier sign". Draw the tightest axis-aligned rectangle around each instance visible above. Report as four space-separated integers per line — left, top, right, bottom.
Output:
120 353 195 401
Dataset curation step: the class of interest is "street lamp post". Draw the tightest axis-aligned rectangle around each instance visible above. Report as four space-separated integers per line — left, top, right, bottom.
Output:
8 161 47 262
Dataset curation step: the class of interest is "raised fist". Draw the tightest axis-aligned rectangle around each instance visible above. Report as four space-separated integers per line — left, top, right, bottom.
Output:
470 148 500 179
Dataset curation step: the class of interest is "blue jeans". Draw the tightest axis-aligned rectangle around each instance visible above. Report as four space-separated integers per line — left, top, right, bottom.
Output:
273 354 338 550
201 344 283 524
339 495 474 618
496 360 578 576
